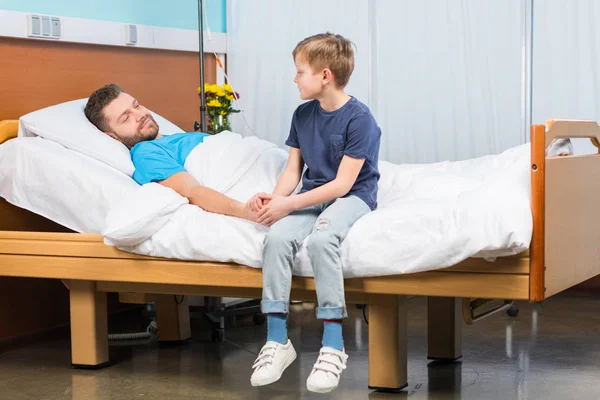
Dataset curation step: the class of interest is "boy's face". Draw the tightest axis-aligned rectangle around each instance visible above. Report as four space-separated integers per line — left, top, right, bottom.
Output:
293 56 326 100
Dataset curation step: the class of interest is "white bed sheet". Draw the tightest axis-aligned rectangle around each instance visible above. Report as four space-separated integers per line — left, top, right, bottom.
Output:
0 133 536 277
103 132 534 277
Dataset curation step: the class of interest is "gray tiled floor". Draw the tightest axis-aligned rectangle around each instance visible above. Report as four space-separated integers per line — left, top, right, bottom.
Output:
1 289 600 399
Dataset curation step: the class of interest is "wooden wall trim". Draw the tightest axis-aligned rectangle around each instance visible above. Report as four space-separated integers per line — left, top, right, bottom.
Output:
0 37 216 132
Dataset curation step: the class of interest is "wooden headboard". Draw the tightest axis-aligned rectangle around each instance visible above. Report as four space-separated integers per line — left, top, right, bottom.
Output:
0 37 216 131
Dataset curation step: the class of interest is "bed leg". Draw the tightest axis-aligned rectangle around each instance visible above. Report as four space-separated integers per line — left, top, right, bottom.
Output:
69 280 109 369
155 295 192 342
368 294 408 392
427 296 462 361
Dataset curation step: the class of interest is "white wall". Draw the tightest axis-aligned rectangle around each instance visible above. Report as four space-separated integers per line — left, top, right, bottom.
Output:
373 0 527 163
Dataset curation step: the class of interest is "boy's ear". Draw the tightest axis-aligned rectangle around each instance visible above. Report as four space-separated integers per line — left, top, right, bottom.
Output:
322 68 333 84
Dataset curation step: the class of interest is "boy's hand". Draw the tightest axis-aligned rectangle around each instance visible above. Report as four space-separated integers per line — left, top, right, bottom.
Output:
247 192 272 212
257 195 294 226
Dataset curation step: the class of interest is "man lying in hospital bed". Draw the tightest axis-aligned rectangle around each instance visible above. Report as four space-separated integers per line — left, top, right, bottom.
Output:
83 83 259 223
0 85 572 279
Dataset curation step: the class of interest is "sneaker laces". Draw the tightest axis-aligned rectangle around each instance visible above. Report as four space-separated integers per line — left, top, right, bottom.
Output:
311 348 348 378
252 343 279 370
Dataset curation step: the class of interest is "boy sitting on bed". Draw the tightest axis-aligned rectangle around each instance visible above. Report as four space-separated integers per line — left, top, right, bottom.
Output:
246 32 381 393
84 83 257 223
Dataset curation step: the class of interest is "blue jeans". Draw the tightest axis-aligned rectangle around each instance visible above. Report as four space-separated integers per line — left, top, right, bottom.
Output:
261 195 371 319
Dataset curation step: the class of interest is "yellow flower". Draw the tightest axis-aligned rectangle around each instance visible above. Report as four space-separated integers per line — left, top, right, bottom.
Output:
215 87 226 97
207 99 222 108
223 83 234 93
208 83 223 93
225 94 234 101
220 110 227 115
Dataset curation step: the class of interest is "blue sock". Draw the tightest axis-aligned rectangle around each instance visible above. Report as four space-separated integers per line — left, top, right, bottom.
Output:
322 320 344 350
267 313 287 344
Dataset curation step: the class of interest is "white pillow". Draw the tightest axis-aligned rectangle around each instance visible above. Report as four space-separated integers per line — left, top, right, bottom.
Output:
18 98 184 176
0 137 139 234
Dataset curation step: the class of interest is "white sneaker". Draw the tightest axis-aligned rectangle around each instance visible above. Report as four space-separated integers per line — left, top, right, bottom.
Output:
306 347 348 393
250 339 297 387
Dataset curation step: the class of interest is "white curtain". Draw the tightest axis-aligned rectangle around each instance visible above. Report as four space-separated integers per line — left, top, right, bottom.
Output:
227 0 528 163
226 0 370 148
532 0 600 155
373 0 526 163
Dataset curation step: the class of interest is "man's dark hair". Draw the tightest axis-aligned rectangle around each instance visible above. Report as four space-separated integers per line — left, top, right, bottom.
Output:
84 83 124 132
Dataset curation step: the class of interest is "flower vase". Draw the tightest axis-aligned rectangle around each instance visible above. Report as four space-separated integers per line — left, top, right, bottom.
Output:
211 115 227 134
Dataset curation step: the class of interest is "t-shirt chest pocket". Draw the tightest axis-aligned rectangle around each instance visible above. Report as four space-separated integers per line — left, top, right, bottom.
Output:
330 134 345 162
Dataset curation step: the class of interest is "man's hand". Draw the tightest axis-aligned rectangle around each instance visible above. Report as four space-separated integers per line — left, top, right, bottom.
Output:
240 203 259 223
247 192 272 212
257 194 294 226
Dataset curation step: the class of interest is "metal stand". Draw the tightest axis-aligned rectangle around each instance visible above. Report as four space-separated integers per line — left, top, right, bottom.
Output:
195 0 207 133
201 297 265 342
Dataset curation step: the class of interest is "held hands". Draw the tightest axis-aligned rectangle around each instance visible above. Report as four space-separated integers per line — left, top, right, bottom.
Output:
247 192 272 212
246 192 295 226
258 194 294 226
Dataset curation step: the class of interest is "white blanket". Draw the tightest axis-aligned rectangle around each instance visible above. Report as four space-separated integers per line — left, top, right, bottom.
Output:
103 131 532 277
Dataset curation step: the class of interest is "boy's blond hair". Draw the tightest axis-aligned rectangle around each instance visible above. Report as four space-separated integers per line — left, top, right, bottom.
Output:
292 32 355 89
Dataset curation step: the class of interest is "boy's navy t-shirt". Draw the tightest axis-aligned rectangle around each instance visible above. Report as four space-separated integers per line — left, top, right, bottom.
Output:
285 97 381 210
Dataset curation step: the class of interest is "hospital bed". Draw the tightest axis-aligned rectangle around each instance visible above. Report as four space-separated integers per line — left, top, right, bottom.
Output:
1 118 600 392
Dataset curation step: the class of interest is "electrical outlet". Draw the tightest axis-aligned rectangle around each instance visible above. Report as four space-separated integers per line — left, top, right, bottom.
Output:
51 17 61 38
27 14 41 37
41 15 51 36
27 14 60 39
125 24 137 45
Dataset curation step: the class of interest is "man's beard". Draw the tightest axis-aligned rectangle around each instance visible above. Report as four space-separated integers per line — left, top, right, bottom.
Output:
120 115 160 148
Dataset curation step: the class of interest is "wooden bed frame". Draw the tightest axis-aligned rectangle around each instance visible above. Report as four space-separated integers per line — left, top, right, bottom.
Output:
1 119 600 392
1 37 600 392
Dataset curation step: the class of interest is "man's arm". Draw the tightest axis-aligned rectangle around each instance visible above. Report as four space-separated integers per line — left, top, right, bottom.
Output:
273 147 304 196
160 171 256 222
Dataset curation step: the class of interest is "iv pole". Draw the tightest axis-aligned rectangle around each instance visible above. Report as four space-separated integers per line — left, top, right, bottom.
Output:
195 0 207 132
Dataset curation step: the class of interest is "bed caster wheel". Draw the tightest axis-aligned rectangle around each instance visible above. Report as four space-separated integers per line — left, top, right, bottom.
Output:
506 304 519 317
253 313 266 326
211 329 224 343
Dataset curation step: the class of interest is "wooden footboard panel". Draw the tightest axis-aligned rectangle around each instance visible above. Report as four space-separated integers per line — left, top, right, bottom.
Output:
545 154 600 297
531 120 600 300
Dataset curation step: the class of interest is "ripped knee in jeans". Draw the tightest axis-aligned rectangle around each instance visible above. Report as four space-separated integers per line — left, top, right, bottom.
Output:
315 218 330 232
